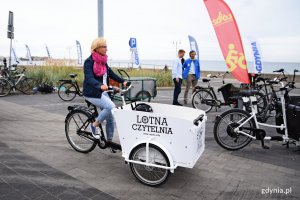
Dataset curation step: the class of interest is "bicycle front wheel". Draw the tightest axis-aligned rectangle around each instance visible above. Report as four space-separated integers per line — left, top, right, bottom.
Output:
192 89 214 113
65 110 97 153
129 144 170 186
58 82 77 101
18 78 35 95
214 108 256 151
0 78 11 97
255 92 268 117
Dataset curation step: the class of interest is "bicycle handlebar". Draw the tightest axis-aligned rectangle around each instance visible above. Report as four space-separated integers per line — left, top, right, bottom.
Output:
107 82 132 94
207 71 229 84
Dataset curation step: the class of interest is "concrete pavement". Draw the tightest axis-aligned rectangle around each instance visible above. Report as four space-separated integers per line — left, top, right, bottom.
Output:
0 89 299 200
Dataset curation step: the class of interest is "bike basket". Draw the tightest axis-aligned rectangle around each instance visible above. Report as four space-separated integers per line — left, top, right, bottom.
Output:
275 97 300 140
217 83 241 103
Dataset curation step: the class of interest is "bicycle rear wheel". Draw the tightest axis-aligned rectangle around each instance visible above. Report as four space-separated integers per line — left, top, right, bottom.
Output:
58 82 77 101
65 110 97 153
0 78 11 97
214 109 256 151
129 144 170 186
192 89 214 113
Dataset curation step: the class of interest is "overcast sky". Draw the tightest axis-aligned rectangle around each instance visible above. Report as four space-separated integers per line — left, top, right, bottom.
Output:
0 0 300 62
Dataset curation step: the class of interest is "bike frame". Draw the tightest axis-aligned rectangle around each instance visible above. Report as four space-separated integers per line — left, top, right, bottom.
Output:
73 80 82 96
234 94 289 142
196 71 233 106
7 73 26 90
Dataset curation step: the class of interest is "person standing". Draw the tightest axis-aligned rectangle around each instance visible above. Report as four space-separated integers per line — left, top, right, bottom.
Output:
172 49 185 106
182 50 200 104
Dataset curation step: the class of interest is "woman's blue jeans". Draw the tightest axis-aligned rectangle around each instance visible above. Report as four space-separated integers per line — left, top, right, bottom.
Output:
84 92 115 140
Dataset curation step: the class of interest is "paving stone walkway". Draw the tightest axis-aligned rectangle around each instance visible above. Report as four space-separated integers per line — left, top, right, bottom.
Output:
0 93 299 200
0 141 118 200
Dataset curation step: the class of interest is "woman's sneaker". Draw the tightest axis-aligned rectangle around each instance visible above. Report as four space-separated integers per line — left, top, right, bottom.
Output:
89 124 100 139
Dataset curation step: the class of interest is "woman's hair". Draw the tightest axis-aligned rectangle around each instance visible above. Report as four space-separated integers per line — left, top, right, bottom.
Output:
91 38 107 53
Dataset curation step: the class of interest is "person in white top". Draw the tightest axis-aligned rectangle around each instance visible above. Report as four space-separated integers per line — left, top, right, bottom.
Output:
172 49 185 106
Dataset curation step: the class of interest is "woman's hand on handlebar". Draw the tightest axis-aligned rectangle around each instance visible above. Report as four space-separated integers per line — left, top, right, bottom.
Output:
123 81 131 87
101 84 108 91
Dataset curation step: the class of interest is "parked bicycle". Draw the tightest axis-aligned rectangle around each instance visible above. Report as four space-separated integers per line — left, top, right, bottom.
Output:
191 71 266 113
58 74 83 101
213 69 299 151
242 69 289 122
0 67 35 97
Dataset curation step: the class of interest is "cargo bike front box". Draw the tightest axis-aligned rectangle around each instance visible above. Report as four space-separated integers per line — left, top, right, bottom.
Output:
109 69 157 102
112 102 206 186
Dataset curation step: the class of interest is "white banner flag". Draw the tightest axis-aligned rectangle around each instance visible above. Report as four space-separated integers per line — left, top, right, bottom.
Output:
249 39 263 73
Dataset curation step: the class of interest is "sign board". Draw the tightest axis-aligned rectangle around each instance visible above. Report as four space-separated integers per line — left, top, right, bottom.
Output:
7 11 14 39
129 38 137 49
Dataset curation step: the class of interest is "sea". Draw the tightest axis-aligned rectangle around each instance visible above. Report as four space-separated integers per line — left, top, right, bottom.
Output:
107 59 300 74
4 59 300 75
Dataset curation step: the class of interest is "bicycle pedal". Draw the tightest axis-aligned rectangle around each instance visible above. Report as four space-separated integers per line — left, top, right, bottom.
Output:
110 147 120 153
262 145 270 149
110 147 116 153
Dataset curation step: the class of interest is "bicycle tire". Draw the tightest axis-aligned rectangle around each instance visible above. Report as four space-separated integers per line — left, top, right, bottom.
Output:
255 92 268 117
129 143 170 186
213 108 256 151
58 82 77 101
0 78 11 97
192 89 214 113
135 90 151 102
65 110 97 153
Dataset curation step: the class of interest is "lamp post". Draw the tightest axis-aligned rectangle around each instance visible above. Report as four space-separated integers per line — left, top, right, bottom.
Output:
7 11 14 71
98 0 104 37
173 40 181 57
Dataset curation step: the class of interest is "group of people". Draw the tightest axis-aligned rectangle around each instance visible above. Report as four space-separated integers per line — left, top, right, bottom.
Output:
172 49 200 106
82 37 201 142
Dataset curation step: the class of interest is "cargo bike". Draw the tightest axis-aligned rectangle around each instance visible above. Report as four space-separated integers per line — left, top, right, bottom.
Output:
64 83 206 186
213 69 300 151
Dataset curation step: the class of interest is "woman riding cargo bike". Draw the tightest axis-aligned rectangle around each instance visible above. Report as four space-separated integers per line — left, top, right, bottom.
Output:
64 38 207 186
82 38 128 142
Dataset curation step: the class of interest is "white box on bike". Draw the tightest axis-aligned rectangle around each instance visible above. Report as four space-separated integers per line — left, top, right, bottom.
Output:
113 103 206 169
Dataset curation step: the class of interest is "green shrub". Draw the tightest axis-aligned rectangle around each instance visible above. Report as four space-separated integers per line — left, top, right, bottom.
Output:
25 66 174 87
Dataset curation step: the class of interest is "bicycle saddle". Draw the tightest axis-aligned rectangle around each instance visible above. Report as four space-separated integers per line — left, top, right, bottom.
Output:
69 74 77 78
202 78 211 83
85 99 95 107
239 90 259 97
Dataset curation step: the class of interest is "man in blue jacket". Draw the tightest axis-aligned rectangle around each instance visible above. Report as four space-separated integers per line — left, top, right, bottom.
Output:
182 50 200 104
